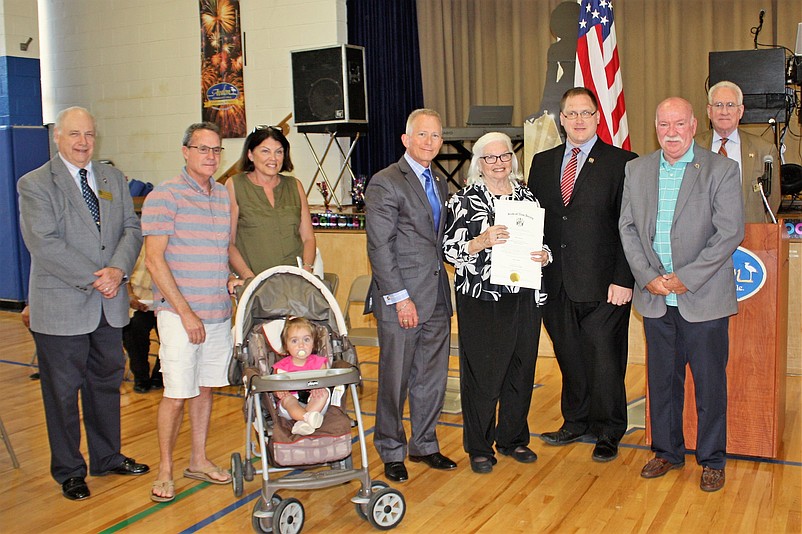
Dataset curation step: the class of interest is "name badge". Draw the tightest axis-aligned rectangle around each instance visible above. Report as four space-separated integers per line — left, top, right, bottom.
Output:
98 190 113 201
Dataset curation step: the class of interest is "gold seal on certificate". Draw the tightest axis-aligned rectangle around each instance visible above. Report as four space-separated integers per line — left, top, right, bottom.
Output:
490 199 545 290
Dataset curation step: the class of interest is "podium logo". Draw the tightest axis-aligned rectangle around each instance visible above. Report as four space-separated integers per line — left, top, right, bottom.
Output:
732 247 766 301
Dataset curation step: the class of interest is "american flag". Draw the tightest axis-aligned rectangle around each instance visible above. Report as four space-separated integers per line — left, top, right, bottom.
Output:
575 0 631 150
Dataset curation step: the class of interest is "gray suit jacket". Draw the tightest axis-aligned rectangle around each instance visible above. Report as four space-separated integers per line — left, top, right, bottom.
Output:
18 155 142 335
365 155 452 323
619 144 745 322
695 128 780 223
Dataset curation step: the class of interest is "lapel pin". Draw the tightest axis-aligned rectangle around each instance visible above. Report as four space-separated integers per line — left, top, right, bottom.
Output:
588 157 595 164
694 163 700 169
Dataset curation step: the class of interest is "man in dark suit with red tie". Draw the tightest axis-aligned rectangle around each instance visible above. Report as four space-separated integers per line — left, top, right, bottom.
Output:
528 88 637 462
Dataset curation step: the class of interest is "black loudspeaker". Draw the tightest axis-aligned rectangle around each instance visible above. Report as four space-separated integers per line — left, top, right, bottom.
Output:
709 49 787 124
291 45 368 133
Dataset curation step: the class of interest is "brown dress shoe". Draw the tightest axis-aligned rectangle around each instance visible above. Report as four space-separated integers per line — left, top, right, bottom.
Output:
640 457 685 478
700 466 725 492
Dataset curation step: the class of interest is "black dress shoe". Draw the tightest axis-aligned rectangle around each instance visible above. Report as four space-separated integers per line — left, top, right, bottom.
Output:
408 452 457 470
592 437 620 462
92 457 150 476
62 477 90 501
384 462 408 482
498 445 538 463
540 428 587 446
133 381 150 393
469 455 497 474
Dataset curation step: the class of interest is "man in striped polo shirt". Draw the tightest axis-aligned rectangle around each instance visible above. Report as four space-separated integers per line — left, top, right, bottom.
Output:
142 122 243 502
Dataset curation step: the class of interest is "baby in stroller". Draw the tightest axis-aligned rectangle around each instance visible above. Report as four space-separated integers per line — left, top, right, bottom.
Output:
229 266 406 532
272 317 331 436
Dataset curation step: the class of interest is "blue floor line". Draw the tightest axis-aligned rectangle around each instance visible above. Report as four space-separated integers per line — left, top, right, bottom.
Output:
178 433 373 533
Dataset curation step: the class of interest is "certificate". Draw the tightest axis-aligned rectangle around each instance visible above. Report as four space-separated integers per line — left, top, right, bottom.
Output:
489 199 545 290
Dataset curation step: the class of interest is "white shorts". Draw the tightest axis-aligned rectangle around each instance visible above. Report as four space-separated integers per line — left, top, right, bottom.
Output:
157 310 232 399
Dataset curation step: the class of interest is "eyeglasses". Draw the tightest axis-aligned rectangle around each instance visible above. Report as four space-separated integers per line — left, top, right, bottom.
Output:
480 152 513 164
187 145 224 155
710 102 741 110
561 110 598 120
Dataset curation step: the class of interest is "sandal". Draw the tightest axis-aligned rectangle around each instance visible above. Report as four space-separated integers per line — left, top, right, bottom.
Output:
183 466 232 485
150 480 175 502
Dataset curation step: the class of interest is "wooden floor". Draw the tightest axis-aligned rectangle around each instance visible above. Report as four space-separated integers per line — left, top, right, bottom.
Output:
0 310 799 533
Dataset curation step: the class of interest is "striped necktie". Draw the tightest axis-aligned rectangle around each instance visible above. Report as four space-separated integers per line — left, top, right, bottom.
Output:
79 168 100 230
718 138 728 158
561 147 581 206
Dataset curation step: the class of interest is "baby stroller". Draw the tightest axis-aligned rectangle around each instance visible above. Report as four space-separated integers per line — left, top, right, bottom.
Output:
229 266 406 533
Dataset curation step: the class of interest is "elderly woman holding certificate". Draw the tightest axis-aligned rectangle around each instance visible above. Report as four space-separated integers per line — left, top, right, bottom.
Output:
443 132 550 474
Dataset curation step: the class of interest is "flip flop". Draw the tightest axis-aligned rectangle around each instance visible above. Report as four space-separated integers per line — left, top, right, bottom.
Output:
150 480 175 502
183 466 232 485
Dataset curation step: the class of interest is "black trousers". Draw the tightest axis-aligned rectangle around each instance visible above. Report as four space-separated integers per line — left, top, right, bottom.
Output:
542 285 631 440
644 307 729 469
456 290 541 458
122 310 160 384
33 312 127 483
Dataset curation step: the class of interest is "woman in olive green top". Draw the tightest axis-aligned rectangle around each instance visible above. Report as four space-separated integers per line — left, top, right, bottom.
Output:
227 126 316 279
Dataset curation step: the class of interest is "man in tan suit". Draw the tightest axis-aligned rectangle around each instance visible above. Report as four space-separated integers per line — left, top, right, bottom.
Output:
695 80 780 223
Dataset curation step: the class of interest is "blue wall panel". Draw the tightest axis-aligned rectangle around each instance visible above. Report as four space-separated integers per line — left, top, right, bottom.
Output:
0 126 50 303
0 56 43 126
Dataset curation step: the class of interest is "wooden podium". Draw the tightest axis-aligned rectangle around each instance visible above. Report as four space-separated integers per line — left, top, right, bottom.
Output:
646 223 789 458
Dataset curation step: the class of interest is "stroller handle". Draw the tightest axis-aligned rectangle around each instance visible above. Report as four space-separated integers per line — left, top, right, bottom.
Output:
249 367 360 394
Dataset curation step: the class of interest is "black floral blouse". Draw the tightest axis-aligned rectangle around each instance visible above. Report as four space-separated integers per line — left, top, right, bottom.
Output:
443 181 549 303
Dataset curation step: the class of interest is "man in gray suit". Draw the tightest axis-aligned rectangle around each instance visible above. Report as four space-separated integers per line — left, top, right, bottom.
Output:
365 108 456 482
619 97 744 493
18 106 147 500
695 80 781 223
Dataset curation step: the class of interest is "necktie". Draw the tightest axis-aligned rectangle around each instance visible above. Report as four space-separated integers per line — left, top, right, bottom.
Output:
718 138 728 158
561 147 581 206
423 168 441 231
79 168 100 230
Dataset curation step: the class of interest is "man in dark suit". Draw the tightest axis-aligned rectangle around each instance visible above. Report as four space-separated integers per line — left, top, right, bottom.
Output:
619 97 744 492
365 108 456 482
528 87 637 462
695 80 780 223
18 106 148 500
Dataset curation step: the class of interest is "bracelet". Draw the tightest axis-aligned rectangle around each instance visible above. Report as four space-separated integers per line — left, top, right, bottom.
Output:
303 263 313 268
397 300 410 311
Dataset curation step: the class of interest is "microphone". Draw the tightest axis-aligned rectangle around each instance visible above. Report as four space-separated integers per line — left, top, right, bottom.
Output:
753 9 765 49
762 154 773 196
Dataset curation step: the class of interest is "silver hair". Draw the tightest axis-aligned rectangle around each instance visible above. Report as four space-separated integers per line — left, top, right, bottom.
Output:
181 122 221 147
405 108 441 135
466 132 522 186
708 81 743 105
54 106 95 130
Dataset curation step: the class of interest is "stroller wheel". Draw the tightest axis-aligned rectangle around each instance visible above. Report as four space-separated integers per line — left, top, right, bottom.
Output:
251 494 283 533
231 452 244 498
272 498 304 534
355 481 389 520
366 488 405 530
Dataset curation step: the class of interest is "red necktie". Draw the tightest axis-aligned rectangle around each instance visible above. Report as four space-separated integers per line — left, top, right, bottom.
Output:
718 138 728 158
561 147 581 206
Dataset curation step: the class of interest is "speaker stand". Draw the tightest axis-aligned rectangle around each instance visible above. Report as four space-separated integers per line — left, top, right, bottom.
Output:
302 131 361 210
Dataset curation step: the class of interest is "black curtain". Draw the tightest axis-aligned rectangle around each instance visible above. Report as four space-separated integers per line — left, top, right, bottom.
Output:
347 0 424 181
